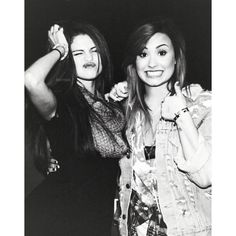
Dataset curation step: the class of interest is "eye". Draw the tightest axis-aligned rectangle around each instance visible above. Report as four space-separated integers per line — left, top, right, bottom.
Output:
73 52 83 56
91 48 98 53
138 52 147 58
159 50 167 56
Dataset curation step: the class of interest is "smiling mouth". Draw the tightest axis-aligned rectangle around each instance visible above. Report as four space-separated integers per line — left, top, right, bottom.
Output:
146 70 163 77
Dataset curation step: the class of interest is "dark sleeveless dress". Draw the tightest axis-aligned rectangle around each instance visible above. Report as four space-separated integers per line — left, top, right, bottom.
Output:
25 92 121 236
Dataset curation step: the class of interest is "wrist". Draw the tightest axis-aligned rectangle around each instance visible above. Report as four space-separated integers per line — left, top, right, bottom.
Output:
52 44 67 61
173 107 189 122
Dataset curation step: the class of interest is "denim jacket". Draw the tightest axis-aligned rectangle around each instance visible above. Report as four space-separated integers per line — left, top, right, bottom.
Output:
118 84 211 236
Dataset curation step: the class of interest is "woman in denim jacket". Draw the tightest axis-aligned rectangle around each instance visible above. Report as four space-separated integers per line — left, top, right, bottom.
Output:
108 18 211 236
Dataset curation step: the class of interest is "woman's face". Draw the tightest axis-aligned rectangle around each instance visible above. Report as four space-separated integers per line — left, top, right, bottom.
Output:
135 32 176 87
70 34 102 80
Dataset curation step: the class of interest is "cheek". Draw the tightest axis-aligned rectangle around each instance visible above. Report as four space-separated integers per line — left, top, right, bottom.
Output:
165 56 176 72
135 62 142 78
136 59 145 76
73 57 83 67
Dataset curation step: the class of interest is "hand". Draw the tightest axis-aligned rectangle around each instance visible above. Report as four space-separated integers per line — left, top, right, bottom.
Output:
161 81 187 121
48 24 69 60
105 81 128 102
47 158 60 175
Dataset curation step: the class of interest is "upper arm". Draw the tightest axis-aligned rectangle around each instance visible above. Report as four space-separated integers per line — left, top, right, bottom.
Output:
25 71 57 120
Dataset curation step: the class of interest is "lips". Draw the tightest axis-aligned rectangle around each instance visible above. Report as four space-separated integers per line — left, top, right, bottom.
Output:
83 62 96 68
146 70 163 77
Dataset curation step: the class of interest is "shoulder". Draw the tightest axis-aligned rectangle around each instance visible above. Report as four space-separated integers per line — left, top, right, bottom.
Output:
183 84 211 108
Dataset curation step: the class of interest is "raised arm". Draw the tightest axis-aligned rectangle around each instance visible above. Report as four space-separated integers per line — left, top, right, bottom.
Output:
162 82 211 188
25 24 68 120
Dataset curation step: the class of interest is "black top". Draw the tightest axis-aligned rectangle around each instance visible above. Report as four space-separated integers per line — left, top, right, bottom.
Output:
25 87 121 236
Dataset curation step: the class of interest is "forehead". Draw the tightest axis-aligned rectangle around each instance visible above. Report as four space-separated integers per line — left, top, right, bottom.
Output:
70 34 95 50
146 33 173 48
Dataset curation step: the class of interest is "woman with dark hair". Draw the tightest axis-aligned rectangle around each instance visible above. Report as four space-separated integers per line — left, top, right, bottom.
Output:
25 22 129 236
108 18 211 236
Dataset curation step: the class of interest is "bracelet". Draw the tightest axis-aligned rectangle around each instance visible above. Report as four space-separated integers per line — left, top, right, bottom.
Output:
52 44 67 61
173 107 189 122
52 48 63 59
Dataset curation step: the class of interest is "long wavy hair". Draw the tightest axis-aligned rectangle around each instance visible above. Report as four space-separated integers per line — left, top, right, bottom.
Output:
25 21 115 175
123 18 188 131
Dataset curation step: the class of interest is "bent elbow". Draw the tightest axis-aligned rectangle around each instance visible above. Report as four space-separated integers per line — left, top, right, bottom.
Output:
24 71 40 92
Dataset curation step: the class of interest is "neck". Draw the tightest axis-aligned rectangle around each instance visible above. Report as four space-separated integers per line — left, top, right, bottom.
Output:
143 84 169 145
144 83 169 109
76 79 95 95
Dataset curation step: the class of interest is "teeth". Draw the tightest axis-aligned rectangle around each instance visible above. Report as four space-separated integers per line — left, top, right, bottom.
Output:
146 71 163 77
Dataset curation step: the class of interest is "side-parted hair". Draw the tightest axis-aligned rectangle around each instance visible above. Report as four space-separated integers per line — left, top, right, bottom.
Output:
123 18 187 131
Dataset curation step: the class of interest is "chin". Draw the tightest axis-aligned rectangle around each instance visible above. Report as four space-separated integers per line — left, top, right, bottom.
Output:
144 78 169 87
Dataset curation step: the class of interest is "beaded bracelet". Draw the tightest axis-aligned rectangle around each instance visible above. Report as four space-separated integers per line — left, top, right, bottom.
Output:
173 107 189 122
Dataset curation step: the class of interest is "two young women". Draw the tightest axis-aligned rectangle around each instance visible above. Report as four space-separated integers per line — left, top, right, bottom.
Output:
25 18 211 236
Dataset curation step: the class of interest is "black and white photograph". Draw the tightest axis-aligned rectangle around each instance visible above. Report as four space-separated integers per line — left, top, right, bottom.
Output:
2 0 236 235
24 0 213 235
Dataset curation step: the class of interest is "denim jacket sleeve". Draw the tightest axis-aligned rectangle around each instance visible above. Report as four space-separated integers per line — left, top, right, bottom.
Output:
174 84 211 187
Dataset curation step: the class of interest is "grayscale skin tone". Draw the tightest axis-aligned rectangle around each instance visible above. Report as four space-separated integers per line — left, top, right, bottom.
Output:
107 32 211 187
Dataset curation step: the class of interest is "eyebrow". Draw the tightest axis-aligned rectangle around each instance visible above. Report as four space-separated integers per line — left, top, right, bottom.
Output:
143 44 169 50
72 46 97 53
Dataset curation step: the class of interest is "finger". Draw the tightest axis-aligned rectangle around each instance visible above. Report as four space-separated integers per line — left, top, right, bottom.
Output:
51 158 58 164
104 93 110 102
116 89 128 98
52 24 59 34
48 167 55 173
109 94 117 101
116 97 125 102
53 24 60 31
114 84 127 98
109 93 119 101
174 81 182 96
50 25 55 34
117 82 128 94
48 30 52 41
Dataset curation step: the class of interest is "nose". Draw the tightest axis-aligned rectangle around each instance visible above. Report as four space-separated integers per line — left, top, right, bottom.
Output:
85 52 93 61
148 54 157 68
